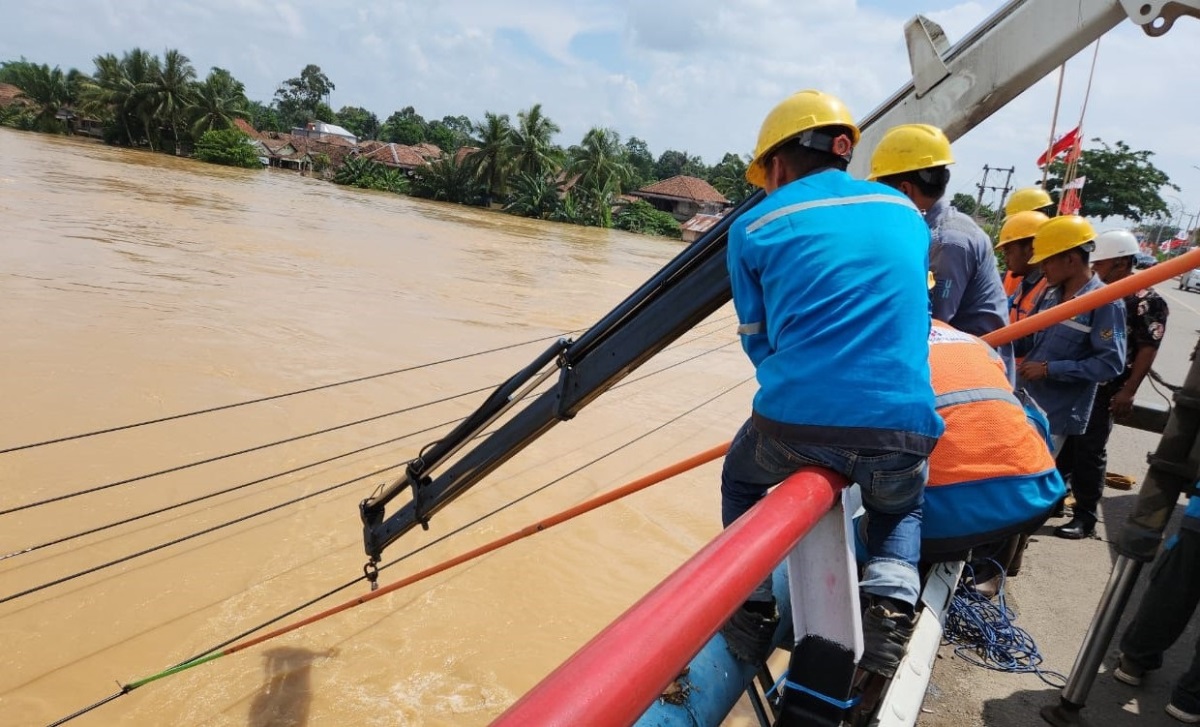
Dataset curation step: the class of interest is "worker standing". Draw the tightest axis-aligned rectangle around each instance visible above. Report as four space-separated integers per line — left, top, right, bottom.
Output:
997 210 1051 325
868 124 1009 342
720 90 943 683
1053 229 1167 539
1014 215 1125 472
1001 187 1055 298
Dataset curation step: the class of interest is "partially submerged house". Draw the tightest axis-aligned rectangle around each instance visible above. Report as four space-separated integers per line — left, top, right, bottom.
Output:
629 175 729 222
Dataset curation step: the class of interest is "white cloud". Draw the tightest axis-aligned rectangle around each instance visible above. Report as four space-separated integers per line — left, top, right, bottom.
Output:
2 0 1199 223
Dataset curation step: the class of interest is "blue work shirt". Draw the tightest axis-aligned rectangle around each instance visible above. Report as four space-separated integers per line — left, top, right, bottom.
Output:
728 168 943 455
1017 273 1127 436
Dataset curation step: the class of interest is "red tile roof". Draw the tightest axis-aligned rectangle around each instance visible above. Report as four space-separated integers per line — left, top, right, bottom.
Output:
363 143 427 169
233 118 260 138
412 142 442 159
632 175 728 205
0 83 27 107
454 146 479 165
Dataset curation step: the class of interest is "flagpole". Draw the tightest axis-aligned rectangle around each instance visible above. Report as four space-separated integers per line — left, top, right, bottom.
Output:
1041 63 1067 187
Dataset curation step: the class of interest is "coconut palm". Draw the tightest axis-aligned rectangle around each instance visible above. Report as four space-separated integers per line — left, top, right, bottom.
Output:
470 111 514 205
505 172 562 220
510 103 561 180
80 49 158 147
148 49 196 154
190 67 249 137
566 127 633 227
0 60 70 132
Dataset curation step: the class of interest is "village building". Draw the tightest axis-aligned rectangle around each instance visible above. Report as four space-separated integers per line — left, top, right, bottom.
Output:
629 175 730 222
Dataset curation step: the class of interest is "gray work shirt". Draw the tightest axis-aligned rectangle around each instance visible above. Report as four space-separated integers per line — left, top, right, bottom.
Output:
925 198 1009 337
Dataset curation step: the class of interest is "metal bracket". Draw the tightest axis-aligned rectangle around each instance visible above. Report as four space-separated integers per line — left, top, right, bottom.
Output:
904 15 951 97
1120 0 1200 36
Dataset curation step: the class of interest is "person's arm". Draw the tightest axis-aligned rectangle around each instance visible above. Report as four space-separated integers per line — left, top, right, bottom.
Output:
1112 295 1168 416
728 225 771 366
1046 300 1127 383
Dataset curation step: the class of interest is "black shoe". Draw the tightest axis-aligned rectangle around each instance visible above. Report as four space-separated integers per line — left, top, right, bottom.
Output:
859 598 915 678
720 600 779 663
1054 518 1095 540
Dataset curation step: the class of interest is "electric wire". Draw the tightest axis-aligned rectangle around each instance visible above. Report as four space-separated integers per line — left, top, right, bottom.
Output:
0 330 587 456
2 323 737 564
944 561 1067 688
0 386 495 517
44 377 752 727
5 334 741 600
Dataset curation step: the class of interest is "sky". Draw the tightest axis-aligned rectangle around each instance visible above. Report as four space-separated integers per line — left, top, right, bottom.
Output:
4 0 1200 230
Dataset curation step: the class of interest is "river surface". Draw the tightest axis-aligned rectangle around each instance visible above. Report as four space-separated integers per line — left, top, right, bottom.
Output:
0 129 757 726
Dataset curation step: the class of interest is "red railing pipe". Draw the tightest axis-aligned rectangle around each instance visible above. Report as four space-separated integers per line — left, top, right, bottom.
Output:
492 467 847 727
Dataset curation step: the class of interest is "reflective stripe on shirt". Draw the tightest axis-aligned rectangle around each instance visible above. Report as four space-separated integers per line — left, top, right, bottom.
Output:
745 193 918 234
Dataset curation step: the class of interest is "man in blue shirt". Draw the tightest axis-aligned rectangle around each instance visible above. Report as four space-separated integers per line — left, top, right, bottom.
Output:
867 125 1012 374
1015 215 1126 539
721 90 943 680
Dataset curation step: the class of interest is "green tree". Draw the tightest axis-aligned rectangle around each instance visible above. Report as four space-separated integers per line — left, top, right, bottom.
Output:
1046 138 1177 221
80 48 159 147
511 103 561 179
149 48 197 154
274 64 335 128
190 67 248 137
505 172 561 219
655 149 706 180
193 128 259 168
0 59 70 132
380 106 427 145
470 111 514 204
410 153 483 204
707 152 751 205
566 127 632 227
614 199 682 238
245 100 282 132
333 156 408 193
335 105 380 140
623 136 655 190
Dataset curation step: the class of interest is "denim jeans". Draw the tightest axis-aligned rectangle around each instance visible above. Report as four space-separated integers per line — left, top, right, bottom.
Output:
721 418 927 607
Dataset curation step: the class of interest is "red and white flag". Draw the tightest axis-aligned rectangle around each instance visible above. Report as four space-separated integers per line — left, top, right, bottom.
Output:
1059 188 1082 216
1036 126 1081 167
1064 175 1087 190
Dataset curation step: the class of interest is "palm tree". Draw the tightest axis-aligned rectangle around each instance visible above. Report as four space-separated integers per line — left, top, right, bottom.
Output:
470 111 513 205
80 49 157 148
149 49 196 154
510 103 561 180
0 60 70 132
190 67 249 137
505 172 562 220
566 127 633 227
412 153 483 204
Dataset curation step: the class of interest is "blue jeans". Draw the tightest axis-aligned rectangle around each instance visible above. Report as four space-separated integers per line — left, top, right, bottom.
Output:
721 418 927 607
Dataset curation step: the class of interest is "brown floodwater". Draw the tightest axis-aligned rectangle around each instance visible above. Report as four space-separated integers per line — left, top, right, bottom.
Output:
0 129 758 726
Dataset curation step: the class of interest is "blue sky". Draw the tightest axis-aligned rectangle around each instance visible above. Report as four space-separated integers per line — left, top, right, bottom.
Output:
4 1 1200 227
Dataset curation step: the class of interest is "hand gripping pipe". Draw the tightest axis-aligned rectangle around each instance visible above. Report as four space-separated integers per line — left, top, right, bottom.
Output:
491 468 847 727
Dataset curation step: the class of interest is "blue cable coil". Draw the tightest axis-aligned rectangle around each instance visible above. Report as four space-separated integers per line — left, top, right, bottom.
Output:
943 561 1067 688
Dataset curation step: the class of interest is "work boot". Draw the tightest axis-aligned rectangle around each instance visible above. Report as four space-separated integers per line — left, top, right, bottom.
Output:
720 599 779 663
1054 517 1095 540
859 598 915 679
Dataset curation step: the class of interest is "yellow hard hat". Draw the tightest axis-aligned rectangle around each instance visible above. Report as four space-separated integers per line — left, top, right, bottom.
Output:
866 124 954 180
1029 215 1097 264
996 210 1050 249
1005 187 1054 216
746 90 860 188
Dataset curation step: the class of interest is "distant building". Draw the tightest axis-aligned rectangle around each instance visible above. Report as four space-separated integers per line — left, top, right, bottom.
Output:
291 121 357 145
680 213 725 244
629 175 730 222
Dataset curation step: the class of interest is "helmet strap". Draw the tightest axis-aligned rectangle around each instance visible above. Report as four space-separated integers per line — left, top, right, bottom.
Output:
794 128 855 162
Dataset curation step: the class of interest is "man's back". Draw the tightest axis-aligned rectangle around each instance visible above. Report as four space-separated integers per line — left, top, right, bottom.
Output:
728 168 943 452
925 199 1008 336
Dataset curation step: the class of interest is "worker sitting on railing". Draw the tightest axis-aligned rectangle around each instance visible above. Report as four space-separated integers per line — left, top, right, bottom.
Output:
721 89 943 679
854 321 1065 579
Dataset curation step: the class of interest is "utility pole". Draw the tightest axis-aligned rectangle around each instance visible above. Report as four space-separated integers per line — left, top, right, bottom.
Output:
974 164 1016 229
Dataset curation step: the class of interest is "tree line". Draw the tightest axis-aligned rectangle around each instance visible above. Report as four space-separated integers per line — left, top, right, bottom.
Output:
0 51 756 238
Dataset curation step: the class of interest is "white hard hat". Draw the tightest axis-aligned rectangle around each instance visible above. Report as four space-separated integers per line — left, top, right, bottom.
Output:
1092 229 1140 262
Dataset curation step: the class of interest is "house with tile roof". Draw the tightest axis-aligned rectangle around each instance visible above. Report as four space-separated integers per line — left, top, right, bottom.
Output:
629 175 730 222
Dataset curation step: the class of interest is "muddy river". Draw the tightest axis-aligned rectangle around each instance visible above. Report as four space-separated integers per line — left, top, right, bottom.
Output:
0 129 758 726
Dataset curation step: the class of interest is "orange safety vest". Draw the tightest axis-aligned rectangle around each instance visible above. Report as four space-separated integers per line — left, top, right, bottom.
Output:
921 321 1064 557
1009 275 1048 325
1003 270 1020 298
